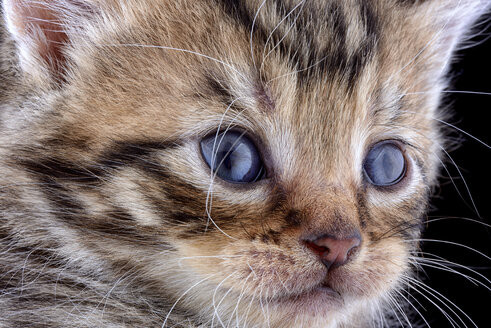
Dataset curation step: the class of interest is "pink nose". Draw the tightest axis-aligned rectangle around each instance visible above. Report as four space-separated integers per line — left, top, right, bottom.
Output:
304 234 361 270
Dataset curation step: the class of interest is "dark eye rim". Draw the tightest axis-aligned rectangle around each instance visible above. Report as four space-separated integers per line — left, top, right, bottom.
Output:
199 128 268 185
362 139 409 189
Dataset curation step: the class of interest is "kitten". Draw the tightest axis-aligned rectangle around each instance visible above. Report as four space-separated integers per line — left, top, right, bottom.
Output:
0 0 489 327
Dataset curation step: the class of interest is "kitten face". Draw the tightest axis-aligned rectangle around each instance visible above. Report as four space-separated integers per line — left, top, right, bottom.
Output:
0 0 488 327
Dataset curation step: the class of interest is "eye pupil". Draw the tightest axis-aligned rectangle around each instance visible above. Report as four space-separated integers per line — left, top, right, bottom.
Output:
220 149 233 169
200 131 264 183
363 141 406 186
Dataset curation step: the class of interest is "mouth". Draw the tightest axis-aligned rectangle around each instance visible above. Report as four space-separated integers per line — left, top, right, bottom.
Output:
271 282 345 317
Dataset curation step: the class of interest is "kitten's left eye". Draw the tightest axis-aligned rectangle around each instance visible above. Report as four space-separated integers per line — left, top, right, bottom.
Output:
200 131 264 183
363 141 407 186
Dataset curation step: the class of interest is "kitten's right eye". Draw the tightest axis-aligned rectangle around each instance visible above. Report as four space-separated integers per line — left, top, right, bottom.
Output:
200 130 264 183
363 141 407 187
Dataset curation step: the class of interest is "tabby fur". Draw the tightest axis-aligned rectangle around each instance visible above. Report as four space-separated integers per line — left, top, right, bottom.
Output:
0 0 488 327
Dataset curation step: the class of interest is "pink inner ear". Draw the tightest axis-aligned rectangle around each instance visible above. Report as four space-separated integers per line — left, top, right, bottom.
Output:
6 0 68 77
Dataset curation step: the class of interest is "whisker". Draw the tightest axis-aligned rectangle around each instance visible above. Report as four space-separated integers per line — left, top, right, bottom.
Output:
176 255 244 268
161 273 218 328
215 282 239 328
205 97 246 240
405 89 491 97
250 0 269 70
386 293 407 327
376 122 482 217
260 0 306 73
242 284 259 328
393 288 431 328
423 216 491 229
410 257 490 291
406 238 491 261
98 270 139 318
401 275 460 328
266 54 329 84
405 275 476 328
211 270 237 328
415 249 491 271
399 109 490 150
226 271 253 327
103 44 247 80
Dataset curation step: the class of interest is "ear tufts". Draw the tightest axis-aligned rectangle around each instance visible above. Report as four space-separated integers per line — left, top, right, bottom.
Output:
2 0 93 83
408 0 491 78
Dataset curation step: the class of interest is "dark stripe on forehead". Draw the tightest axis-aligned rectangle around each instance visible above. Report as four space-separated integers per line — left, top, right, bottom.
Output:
295 1 348 83
220 0 256 32
359 0 378 40
201 74 238 107
201 73 275 113
343 1 379 86
217 0 378 87
297 1 379 86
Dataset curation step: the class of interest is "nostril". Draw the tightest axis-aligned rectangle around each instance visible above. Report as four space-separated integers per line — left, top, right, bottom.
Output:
303 240 330 258
303 233 361 270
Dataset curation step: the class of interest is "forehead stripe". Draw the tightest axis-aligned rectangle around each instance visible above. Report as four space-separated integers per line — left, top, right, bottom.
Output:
216 0 378 86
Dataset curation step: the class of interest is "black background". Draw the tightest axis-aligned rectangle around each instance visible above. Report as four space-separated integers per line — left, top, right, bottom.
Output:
411 17 491 328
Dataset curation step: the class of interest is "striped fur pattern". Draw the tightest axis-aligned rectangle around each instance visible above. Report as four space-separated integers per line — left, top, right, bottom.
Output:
0 0 488 327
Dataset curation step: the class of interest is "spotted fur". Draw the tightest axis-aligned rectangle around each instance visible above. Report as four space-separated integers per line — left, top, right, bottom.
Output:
0 0 488 327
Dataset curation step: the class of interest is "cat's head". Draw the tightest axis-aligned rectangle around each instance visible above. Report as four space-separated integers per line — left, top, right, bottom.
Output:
2 0 488 326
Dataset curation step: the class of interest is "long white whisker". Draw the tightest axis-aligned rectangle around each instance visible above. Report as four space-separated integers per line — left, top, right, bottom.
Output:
242 284 259 328
212 270 238 328
266 290 272 328
460 28 491 49
161 273 218 328
393 291 413 328
393 288 431 328
250 0 269 70
205 98 251 241
406 275 477 328
415 250 483 268
400 109 490 149
407 239 491 261
91 261 138 316
258 283 268 327
103 44 247 80
405 90 491 97
266 54 329 84
227 271 252 327
377 122 482 217
386 293 406 327
410 257 490 291
260 0 306 73
415 249 491 271
176 255 244 268
424 216 491 229
436 147 481 217
205 96 243 238
400 275 460 328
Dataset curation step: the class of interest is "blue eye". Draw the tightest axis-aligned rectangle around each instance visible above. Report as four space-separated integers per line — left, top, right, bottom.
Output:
200 131 264 183
363 141 406 186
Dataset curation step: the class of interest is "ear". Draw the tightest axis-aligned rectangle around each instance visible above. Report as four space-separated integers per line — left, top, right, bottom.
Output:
417 0 490 75
2 0 92 82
